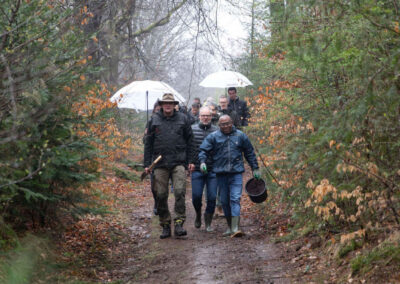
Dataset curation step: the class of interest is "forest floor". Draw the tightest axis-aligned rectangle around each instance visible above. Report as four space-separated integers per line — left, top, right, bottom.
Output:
46 162 399 284
117 178 293 283
106 170 298 284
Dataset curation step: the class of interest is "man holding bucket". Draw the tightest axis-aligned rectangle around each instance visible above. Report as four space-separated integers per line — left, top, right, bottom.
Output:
199 115 260 237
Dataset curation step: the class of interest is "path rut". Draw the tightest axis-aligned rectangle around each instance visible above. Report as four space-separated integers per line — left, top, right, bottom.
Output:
118 175 294 284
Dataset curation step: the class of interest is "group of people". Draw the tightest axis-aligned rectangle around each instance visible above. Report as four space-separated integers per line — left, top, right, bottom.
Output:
143 88 259 239
185 87 250 129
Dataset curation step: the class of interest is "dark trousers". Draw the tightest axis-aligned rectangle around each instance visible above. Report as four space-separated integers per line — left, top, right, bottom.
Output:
154 166 186 226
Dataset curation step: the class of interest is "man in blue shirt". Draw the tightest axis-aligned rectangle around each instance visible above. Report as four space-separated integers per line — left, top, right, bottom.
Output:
198 115 260 237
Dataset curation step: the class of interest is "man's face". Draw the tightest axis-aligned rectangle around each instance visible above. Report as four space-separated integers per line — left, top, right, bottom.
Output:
194 99 200 105
228 90 237 101
209 105 217 116
199 108 212 125
192 107 199 115
219 98 228 110
219 116 233 134
161 102 175 115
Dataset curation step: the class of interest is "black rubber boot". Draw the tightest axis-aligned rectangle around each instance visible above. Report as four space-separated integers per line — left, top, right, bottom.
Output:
204 213 214 232
174 220 187 236
195 210 202 228
160 224 171 239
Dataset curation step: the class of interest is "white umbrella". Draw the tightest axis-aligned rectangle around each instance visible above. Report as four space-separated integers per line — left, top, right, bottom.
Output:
110 80 186 111
199 71 253 88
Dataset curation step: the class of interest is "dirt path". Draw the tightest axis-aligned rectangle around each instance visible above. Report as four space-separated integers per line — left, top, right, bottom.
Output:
112 172 296 284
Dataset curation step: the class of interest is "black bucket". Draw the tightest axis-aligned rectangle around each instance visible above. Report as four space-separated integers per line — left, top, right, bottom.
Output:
245 178 267 203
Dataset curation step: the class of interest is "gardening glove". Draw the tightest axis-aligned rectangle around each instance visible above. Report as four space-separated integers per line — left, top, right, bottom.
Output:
200 163 208 174
253 169 261 180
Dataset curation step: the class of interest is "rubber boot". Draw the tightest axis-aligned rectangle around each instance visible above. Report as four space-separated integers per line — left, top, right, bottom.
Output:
174 220 187 236
204 213 214 232
223 216 232 236
160 224 171 239
153 199 158 215
195 209 202 228
231 216 244 238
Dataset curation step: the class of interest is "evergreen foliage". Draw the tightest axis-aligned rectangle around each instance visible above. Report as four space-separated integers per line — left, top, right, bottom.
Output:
0 0 101 230
245 0 400 235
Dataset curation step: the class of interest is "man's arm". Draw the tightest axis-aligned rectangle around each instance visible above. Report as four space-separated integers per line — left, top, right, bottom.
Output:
241 133 258 170
231 110 241 128
242 100 250 126
184 117 195 164
198 134 214 163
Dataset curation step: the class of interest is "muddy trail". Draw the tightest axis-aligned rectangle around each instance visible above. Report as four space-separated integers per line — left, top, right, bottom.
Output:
112 172 297 284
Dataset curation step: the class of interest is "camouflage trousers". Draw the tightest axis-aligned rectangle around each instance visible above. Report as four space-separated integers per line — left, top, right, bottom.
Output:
153 165 186 226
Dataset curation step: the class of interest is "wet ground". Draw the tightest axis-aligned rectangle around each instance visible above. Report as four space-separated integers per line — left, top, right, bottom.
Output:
113 173 296 284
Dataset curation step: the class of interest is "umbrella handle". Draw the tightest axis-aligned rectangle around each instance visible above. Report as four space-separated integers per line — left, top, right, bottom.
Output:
146 90 148 124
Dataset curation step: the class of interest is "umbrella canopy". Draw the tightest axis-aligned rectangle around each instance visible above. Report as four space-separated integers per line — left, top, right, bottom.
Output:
110 80 186 111
199 71 253 88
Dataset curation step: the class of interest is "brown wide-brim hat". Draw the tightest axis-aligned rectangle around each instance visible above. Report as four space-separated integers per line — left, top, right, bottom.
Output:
159 93 179 104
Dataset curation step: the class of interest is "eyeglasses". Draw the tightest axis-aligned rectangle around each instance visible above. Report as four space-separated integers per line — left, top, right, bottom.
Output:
200 114 212 117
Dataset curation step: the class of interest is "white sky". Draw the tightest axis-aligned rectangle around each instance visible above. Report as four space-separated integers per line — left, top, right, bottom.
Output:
216 0 251 58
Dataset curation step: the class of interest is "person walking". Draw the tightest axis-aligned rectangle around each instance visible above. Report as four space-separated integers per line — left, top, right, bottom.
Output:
218 95 241 129
191 106 218 232
188 103 200 125
143 101 162 216
204 102 219 126
199 115 260 237
227 87 250 126
144 93 195 239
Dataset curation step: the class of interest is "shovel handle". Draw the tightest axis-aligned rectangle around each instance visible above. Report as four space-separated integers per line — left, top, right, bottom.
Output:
148 155 162 172
141 155 162 181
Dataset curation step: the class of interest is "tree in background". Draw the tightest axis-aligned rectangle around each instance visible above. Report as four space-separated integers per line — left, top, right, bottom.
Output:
0 0 108 231
244 0 400 247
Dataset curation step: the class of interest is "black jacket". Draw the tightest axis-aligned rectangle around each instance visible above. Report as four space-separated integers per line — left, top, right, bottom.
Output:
228 97 249 126
187 112 199 125
144 110 194 169
191 122 218 171
218 108 241 129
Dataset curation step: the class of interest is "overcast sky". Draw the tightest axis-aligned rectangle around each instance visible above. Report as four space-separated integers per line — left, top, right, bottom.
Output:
211 0 252 69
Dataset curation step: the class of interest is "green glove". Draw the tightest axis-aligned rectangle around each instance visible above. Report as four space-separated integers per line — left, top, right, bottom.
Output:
200 163 208 174
253 169 261 179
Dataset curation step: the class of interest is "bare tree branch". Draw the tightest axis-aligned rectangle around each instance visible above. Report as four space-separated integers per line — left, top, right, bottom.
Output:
129 0 188 38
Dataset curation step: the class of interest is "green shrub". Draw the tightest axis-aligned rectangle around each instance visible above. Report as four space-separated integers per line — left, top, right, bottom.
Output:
113 167 140 181
351 243 400 274
338 239 363 258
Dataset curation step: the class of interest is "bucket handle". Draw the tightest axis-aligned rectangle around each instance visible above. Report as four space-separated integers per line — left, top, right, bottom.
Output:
254 146 284 190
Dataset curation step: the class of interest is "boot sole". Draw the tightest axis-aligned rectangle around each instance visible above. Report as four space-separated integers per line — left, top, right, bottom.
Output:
160 234 171 239
231 231 244 238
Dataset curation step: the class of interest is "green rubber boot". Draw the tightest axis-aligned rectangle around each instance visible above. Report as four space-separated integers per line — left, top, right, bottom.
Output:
223 216 232 236
204 213 214 232
231 216 244 238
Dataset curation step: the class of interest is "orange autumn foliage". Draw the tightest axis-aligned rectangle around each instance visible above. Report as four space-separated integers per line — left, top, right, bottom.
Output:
71 83 138 165
248 79 310 190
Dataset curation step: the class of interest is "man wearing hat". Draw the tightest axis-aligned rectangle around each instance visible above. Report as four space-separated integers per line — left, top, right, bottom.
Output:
144 93 195 239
